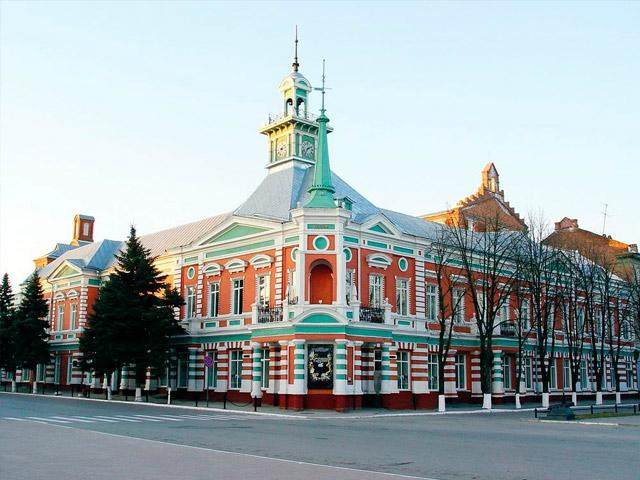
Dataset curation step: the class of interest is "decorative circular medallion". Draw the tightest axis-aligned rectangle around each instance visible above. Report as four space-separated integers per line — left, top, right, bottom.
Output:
186 266 196 279
313 235 329 251
290 247 299 262
343 248 352 262
398 257 408 272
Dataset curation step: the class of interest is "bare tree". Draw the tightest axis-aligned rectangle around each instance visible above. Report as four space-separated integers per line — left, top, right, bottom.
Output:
558 249 588 405
445 213 520 409
510 274 536 408
518 214 564 408
427 228 466 411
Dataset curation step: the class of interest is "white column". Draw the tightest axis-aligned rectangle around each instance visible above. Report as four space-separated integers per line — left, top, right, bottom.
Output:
289 340 306 395
492 350 504 394
251 342 263 398
334 340 348 395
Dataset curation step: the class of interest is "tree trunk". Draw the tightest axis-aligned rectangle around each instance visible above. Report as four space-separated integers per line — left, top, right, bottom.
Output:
438 394 446 412
135 386 143 402
595 391 603 405
482 393 492 410
541 392 550 408
515 393 521 409
571 391 577 406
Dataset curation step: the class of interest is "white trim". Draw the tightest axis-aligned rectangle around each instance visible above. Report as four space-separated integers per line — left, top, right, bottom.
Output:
249 254 273 269
225 259 247 273
203 263 222 276
366 253 392 270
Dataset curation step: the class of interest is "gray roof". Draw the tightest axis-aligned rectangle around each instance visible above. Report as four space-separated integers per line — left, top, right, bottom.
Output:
138 213 231 257
37 239 123 279
235 164 441 239
41 243 77 259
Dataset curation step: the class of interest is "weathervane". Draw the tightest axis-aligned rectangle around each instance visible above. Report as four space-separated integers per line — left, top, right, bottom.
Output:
292 26 300 72
314 59 330 114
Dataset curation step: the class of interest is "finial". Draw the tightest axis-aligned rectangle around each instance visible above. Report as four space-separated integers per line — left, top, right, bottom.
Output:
292 26 300 72
320 59 326 113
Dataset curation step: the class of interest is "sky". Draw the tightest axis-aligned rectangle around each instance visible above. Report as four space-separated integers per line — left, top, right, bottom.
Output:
1 1 639 286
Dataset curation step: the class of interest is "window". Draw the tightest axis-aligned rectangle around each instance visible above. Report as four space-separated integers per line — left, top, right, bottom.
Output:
428 354 439 391
208 282 219 317
369 275 383 308
576 307 585 335
178 353 188 388
455 354 466 389
232 279 244 315
57 304 64 331
82 222 89 236
524 357 533 390
257 275 270 307
69 304 77 330
563 360 571 390
426 284 437 321
594 309 602 337
549 359 557 389
374 349 382 372
452 288 465 324
66 359 73 384
396 351 410 390
345 270 354 305
580 360 589 391
36 364 45 383
261 349 270 389
503 355 512 390
521 299 530 330
396 279 409 316
626 360 635 390
185 286 196 319
499 299 509 323
205 351 218 389
21 368 30 382
229 350 243 389
54 356 61 384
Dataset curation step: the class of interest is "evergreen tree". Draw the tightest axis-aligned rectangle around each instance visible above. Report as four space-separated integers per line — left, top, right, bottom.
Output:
12 271 50 380
80 226 184 387
0 273 16 372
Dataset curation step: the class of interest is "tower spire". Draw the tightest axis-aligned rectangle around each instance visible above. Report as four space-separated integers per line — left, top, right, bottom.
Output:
292 26 300 72
305 60 336 209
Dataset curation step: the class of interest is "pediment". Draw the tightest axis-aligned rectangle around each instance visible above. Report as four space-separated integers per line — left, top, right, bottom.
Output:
295 312 347 325
361 215 401 237
51 262 82 280
203 224 270 244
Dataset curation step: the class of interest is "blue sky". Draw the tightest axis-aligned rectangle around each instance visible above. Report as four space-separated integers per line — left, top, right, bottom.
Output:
1 1 638 284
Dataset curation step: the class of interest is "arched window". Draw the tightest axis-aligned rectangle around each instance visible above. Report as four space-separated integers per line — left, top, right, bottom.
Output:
309 260 333 305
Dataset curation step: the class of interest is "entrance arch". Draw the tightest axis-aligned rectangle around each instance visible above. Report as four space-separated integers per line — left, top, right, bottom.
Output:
309 261 334 305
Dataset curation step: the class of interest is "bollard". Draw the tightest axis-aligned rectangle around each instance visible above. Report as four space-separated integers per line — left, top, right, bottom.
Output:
254 397 257 412
167 387 171 405
195 392 199 407
223 391 227 410
534 408 537 419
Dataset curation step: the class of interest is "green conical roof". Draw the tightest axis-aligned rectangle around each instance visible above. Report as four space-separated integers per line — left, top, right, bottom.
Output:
305 63 335 209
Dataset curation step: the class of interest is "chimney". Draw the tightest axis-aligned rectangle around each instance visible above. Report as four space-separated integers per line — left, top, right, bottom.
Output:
629 244 638 254
554 217 579 232
71 214 95 245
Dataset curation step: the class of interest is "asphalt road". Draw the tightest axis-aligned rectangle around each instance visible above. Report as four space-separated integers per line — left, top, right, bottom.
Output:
1 393 638 480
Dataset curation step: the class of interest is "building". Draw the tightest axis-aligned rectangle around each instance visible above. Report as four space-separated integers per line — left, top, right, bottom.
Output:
422 163 527 232
544 217 640 278
4 43 638 410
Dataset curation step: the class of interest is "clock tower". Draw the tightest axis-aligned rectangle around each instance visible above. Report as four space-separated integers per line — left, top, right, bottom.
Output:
259 33 328 172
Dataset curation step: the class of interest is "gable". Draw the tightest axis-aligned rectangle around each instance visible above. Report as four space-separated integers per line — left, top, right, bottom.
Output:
52 265 81 279
369 223 393 234
205 224 269 244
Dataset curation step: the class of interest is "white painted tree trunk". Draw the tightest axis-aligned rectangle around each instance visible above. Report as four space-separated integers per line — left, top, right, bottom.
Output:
615 392 621 405
482 393 492 410
571 391 578 406
542 392 550 408
438 394 446 412
515 393 521 409
11 380 16 392
134 387 142 402
32 381 37 394
167 387 172 405
596 391 603 405
107 386 112 400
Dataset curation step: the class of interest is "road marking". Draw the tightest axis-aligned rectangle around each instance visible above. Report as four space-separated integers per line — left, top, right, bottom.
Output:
74 416 118 423
3 416 51 425
51 416 95 423
108 416 142 423
27 416 71 424
133 414 183 421
113 415 161 422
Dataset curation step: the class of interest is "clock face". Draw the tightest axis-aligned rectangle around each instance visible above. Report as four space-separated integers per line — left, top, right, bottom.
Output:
301 141 315 159
277 142 288 159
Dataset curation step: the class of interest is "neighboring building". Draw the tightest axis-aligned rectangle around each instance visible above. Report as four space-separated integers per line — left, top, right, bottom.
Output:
3 43 637 410
423 163 527 232
544 217 640 278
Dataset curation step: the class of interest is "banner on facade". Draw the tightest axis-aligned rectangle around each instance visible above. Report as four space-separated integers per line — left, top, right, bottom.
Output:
307 344 333 389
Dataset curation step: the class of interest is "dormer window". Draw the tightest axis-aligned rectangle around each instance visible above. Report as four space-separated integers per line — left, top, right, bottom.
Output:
82 222 89 236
